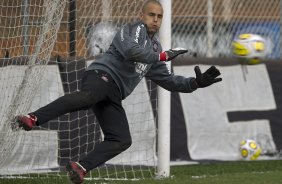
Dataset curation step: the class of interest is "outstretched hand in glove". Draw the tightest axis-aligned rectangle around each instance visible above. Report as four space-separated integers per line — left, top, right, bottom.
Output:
194 66 222 88
159 47 188 61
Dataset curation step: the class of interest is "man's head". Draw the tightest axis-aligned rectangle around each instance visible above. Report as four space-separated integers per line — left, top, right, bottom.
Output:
139 0 163 37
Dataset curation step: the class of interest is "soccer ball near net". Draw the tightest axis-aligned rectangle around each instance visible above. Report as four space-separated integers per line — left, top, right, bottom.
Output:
239 139 262 160
232 34 267 64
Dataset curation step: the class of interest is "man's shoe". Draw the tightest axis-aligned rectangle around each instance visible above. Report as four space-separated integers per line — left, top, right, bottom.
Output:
66 161 87 184
16 114 37 131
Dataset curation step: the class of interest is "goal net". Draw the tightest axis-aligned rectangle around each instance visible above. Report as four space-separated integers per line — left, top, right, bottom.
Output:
0 0 158 180
0 0 67 175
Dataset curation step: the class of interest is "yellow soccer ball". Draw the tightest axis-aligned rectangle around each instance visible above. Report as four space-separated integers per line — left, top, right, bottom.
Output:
232 34 267 64
239 139 262 160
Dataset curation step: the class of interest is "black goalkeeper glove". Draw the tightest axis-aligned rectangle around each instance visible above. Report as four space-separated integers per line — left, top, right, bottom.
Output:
194 66 222 88
159 47 188 61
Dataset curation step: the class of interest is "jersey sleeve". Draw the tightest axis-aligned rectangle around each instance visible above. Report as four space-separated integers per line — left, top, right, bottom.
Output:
111 23 159 64
145 62 198 93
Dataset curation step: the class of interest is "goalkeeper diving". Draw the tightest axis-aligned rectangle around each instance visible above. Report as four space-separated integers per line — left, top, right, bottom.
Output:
15 0 222 183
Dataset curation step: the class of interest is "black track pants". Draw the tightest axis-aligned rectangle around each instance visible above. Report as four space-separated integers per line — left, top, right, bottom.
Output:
32 69 132 171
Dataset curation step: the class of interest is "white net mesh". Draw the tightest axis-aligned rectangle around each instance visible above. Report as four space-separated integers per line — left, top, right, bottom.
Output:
0 0 67 174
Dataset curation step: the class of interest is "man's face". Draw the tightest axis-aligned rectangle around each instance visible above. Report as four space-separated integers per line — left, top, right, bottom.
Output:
140 3 163 36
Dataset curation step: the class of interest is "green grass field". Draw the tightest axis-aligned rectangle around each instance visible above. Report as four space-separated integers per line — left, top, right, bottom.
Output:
1 160 282 184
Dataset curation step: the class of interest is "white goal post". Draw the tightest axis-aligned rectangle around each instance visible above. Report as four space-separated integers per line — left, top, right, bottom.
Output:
157 0 171 178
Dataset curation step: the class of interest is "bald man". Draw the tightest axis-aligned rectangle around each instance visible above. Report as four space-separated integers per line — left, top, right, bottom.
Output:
16 0 222 183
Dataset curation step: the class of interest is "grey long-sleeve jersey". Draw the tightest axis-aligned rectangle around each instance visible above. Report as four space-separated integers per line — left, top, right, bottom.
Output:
87 21 197 99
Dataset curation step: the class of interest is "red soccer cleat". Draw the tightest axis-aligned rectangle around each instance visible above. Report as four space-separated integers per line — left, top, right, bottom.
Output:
66 161 87 184
16 114 37 131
